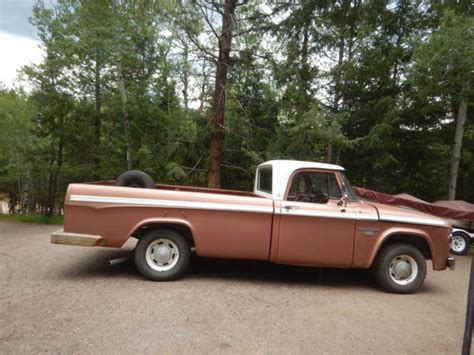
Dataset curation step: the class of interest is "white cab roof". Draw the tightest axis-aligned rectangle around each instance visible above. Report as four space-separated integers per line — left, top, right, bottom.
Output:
254 160 345 200
260 160 345 172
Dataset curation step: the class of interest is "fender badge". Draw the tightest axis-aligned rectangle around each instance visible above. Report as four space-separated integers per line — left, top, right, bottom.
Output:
358 227 380 237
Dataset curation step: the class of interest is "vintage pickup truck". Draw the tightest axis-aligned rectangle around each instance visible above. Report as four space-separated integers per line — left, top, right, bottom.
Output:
51 160 455 293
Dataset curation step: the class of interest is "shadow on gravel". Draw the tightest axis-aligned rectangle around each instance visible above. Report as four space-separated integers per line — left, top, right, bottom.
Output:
187 256 376 290
56 249 380 291
54 248 138 280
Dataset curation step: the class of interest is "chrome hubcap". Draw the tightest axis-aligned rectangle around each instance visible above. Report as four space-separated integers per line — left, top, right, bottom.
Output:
145 238 179 272
451 235 466 252
389 255 418 285
154 246 172 263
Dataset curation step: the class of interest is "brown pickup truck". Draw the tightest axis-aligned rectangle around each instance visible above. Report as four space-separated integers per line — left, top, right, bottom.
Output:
51 160 455 293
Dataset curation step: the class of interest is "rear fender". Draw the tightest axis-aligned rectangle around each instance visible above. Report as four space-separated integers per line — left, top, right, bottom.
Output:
126 217 196 247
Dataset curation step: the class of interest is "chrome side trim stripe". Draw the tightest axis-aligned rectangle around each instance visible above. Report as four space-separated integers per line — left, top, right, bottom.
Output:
379 214 446 227
357 215 379 221
70 194 274 214
278 209 359 220
278 209 444 227
70 194 446 226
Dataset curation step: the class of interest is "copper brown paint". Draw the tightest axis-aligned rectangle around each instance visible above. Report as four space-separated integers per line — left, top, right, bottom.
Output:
62 171 451 270
53 160 455 293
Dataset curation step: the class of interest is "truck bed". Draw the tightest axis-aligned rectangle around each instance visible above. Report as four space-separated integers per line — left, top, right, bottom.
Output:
63 182 274 260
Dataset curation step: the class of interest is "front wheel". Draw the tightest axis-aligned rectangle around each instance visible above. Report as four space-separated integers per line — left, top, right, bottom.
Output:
134 229 191 281
371 243 427 294
450 232 469 255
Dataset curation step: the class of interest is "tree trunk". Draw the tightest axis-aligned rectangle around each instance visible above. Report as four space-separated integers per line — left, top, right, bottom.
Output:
46 114 65 217
327 36 345 163
208 0 237 188
392 0 406 84
17 177 24 214
26 167 35 214
198 60 208 113
182 42 190 120
448 88 468 200
49 126 64 217
94 54 102 179
296 17 311 119
118 58 132 170
22 170 33 214
8 190 17 214
46 168 55 217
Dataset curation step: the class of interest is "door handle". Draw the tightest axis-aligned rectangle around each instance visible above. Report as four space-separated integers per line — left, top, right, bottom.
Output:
283 205 298 211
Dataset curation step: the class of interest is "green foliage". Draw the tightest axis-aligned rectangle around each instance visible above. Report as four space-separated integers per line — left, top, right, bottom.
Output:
1 0 473 217
0 90 36 185
0 213 63 225
411 10 474 106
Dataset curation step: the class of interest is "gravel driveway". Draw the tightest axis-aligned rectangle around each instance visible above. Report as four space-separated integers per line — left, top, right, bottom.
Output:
0 221 472 353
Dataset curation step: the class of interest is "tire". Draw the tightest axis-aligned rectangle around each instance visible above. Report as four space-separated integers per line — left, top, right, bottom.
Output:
115 170 156 189
134 229 191 281
371 243 427 294
450 232 469 255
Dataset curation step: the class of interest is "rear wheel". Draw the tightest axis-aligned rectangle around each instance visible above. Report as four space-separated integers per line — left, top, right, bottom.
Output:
450 232 469 255
134 229 191 281
371 243 427 294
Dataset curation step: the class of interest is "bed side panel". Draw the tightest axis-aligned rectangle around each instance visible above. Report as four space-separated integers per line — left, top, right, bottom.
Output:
64 184 274 259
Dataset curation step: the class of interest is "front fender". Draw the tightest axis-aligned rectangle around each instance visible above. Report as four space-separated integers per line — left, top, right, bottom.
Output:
366 226 434 269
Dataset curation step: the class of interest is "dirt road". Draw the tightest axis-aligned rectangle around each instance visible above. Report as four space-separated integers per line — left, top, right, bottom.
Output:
0 221 472 353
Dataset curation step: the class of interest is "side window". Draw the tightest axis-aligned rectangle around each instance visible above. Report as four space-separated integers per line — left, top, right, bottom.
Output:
287 171 341 203
287 173 310 200
328 175 342 198
309 173 342 199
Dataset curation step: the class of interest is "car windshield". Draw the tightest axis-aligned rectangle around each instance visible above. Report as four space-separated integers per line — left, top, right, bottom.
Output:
342 173 358 201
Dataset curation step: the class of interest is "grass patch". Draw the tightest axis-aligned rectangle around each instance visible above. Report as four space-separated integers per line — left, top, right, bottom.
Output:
0 214 63 225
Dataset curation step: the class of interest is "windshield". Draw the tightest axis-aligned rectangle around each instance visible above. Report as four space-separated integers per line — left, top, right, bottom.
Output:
342 173 358 201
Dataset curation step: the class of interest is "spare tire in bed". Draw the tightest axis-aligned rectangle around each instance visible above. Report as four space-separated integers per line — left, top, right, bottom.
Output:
115 170 156 189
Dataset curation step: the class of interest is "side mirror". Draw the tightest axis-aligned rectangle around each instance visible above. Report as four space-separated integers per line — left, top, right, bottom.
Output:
337 193 349 208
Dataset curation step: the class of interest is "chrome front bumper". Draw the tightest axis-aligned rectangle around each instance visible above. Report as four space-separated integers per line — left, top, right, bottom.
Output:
51 229 105 247
447 257 456 270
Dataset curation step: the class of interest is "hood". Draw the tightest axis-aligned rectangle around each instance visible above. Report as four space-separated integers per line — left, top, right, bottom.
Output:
366 201 450 228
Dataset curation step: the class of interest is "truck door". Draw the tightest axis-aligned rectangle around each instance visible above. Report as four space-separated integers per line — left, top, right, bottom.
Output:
275 170 356 268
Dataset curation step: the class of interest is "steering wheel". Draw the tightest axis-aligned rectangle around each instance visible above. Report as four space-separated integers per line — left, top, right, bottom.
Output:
311 191 329 203
295 192 312 202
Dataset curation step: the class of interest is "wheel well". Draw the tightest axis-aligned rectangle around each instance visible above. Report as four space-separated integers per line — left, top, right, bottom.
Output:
134 223 195 247
379 234 432 260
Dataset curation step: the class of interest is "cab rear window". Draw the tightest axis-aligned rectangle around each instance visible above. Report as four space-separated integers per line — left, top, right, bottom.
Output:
257 167 272 194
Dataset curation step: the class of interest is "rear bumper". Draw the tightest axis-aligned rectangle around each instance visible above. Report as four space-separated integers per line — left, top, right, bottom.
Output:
447 257 456 270
51 229 105 247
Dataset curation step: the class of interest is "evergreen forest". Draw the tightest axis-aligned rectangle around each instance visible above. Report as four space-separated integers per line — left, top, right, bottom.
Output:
0 0 473 215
